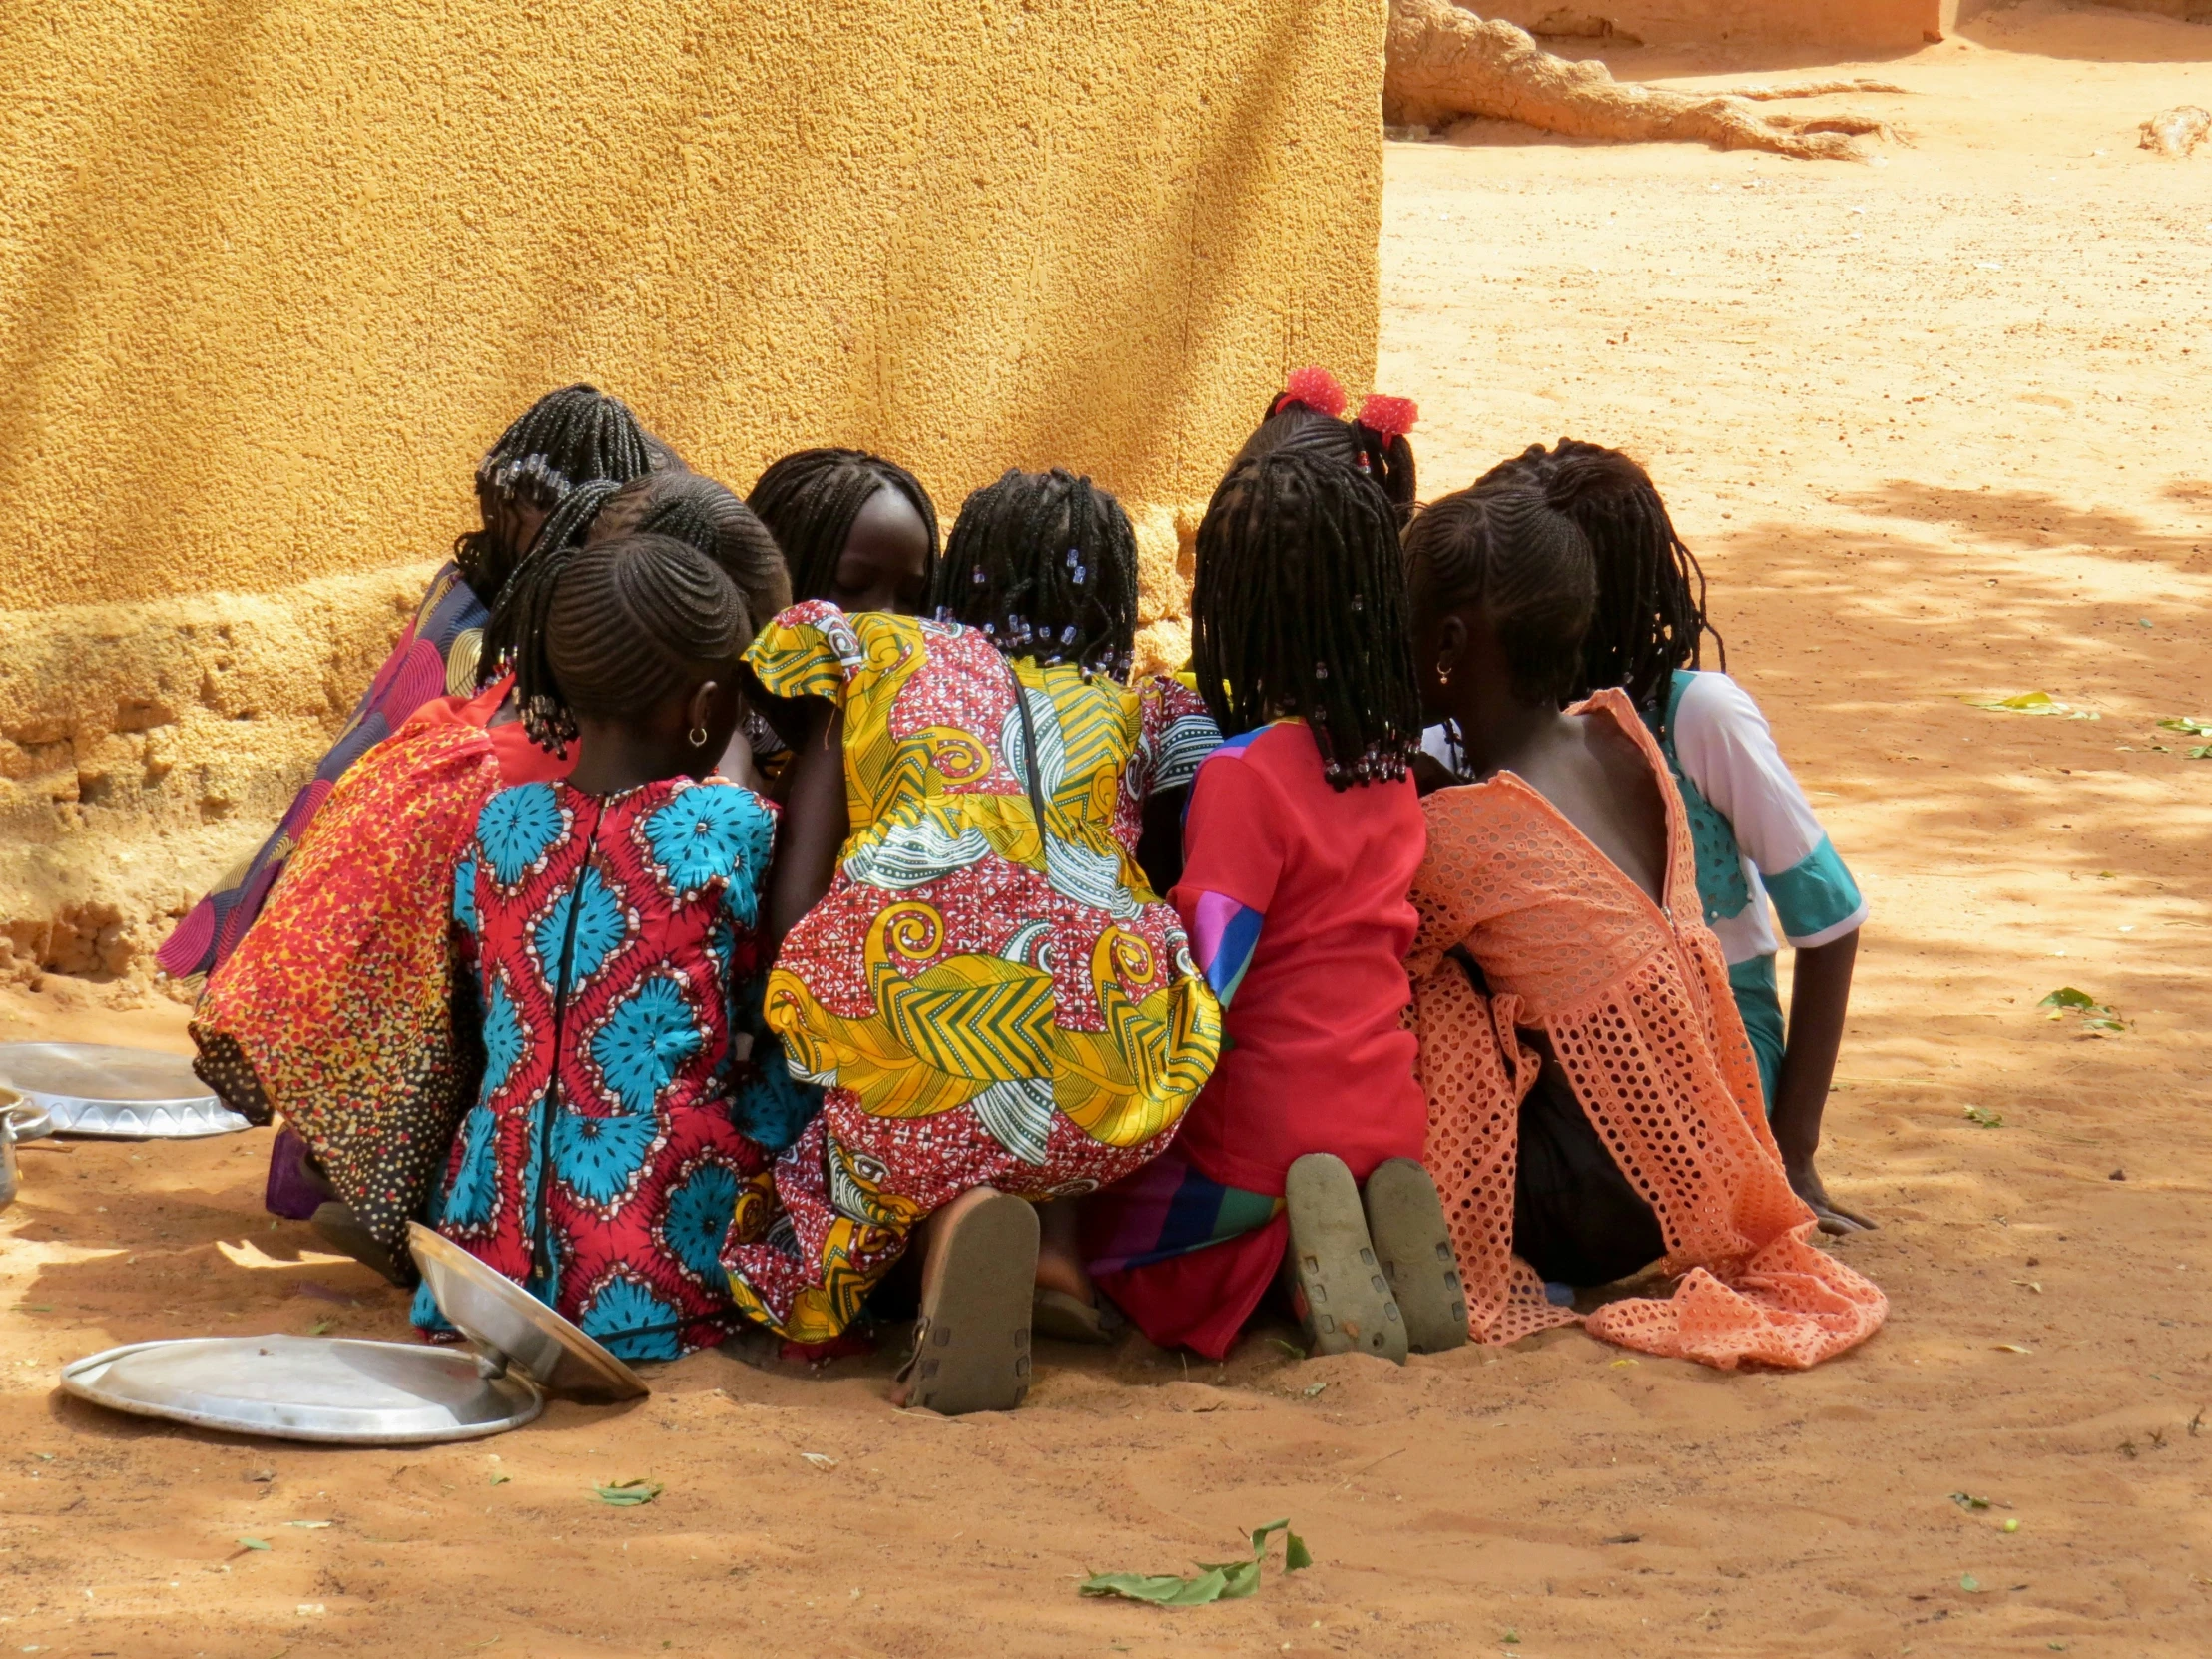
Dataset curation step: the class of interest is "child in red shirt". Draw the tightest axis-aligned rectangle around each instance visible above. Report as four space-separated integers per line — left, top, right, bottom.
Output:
1086 447 1462 1363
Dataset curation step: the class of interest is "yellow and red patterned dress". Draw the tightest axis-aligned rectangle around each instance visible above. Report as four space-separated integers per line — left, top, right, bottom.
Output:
725 603 1224 1342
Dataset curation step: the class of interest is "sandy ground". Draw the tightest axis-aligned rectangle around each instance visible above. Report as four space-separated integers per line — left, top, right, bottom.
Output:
4 6 2212 1655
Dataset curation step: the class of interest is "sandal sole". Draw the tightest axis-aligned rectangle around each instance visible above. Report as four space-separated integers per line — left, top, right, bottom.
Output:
1362 1157 1468 1353
1283 1154 1406 1364
908 1192 1038 1415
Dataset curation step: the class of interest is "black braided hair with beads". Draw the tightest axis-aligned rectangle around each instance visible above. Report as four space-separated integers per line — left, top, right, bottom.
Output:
587 470 792 633
540 534 751 737
1191 449 1422 789
1475 439 1723 723
1402 484 1597 709
1238 396 1419 527
452 384 656 599
929 468 1138 678
476 478 624 716
747 446 940 603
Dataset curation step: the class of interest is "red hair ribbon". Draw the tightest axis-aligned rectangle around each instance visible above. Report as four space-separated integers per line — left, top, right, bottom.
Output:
1357 393 1418 443
1276 365 1348 420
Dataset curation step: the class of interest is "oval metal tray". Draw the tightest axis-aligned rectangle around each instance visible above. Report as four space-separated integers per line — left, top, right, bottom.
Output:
408 1223 649 1403
62 1335 543 1444
0 1042 251 1139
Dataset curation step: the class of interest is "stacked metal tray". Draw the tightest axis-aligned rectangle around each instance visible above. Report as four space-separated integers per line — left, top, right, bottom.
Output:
0 1042 250 1139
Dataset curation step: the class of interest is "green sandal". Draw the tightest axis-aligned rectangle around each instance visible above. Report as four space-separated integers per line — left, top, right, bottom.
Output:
1282 1154 1406 1364
1361 1158 1468 1353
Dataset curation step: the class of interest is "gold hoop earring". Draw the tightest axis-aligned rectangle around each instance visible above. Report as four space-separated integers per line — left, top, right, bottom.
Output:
1435 659 1452 687
689 724 709 749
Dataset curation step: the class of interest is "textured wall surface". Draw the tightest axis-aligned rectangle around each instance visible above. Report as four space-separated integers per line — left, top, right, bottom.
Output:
0 0 1384 987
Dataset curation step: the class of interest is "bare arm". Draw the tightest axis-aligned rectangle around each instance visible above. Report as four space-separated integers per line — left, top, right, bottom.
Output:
761 699 847 959
1770 928 1873 1234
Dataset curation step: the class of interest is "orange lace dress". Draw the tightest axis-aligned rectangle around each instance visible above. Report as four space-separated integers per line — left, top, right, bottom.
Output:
1406 690 1886 1370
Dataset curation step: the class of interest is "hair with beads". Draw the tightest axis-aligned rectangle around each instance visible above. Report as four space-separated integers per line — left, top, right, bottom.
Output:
746 446 940 603
452 384 656 600
486 468 793 750
1475 439 1722 722
588 470 792 633
539 534 751 742
1235 369 1419 526
1403 483 1597 709
1191 449 1421 789
928 468 1138 678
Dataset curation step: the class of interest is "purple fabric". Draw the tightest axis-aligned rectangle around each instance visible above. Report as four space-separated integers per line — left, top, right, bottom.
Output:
264 1126 332 1220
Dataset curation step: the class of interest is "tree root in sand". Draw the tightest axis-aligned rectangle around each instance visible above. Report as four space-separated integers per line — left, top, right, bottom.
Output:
1385 0 1904 161
2139 106 2210 158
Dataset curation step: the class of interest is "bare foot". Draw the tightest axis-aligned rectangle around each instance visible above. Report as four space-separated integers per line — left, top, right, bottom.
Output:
1787 1156 1877 1236
1033 1199 1096 1305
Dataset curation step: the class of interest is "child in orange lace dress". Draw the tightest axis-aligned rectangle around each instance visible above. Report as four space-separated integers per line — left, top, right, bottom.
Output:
1399 481 1885 1370
1083 447 1463 1366
1477 440 1871 1235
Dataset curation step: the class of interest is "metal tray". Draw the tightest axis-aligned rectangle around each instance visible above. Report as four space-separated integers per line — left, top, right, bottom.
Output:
0 1042 251 1139
61 1335 543 1444
408 1223 649 1403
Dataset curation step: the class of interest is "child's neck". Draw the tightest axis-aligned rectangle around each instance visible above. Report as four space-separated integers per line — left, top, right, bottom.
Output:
1444 690 1574 782
565 716 702 797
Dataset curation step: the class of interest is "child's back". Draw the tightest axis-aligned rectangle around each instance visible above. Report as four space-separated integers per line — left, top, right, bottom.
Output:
1167 719 1425 1194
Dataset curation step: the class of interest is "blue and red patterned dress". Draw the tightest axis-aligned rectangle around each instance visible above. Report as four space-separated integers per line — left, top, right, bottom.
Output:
411 773 807 1360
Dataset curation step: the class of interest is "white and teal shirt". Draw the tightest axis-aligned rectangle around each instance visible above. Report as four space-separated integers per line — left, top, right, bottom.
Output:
1653 669 1865 966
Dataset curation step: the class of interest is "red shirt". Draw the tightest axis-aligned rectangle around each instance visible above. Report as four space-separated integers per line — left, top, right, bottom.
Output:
1168 720 1427 1193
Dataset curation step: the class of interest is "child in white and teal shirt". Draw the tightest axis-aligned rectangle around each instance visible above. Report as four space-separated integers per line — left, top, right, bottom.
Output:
1463 438 1874 1235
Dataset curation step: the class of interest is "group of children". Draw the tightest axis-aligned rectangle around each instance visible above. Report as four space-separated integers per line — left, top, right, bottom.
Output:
175 373 1885 1414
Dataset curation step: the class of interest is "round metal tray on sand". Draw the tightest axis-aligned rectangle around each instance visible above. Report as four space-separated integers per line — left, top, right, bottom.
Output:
0 1042 250 1139
61 1335 542 1444
408 1223 649 1403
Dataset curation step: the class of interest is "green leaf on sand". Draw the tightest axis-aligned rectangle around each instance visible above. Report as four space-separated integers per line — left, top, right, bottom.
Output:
2157 716 2212 736
489 1472 511 1486
1948 1492 1992 1510
1963 1106 2003 1129
593 1479 663 1507
1266 1338 1307 1361
1960 1573 1981 1593
1079 1517 1312 1605
305 1318 334 1337
1966 691 2096 720
236 1536 272 1551
2040 987 2127 1032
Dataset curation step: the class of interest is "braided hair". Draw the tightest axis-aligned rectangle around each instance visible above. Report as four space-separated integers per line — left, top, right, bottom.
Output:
747 446 940 603
541 534 751 737
1476 439 1722 720
1235 371 1419 525
1402 485 1596 709
1191 449 1421 789
453 384 656 599
928 468 1138 678
589 470 792 632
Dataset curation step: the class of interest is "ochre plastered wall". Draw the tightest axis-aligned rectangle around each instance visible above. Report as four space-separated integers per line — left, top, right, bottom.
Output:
0 0 1384 989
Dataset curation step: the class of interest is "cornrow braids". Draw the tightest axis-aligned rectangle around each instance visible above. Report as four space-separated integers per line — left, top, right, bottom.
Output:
1239 394 1419 526
747 446 940 603
1403 484 1597 709
541 533 751 741
452 384 656 599
928 468 1139 678
477 477 624 713
1191 450 1422 789
1476 439 1723 723
588 470 793 633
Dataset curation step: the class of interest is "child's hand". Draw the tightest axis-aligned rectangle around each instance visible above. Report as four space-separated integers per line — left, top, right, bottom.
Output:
1785 1154 1877 1236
